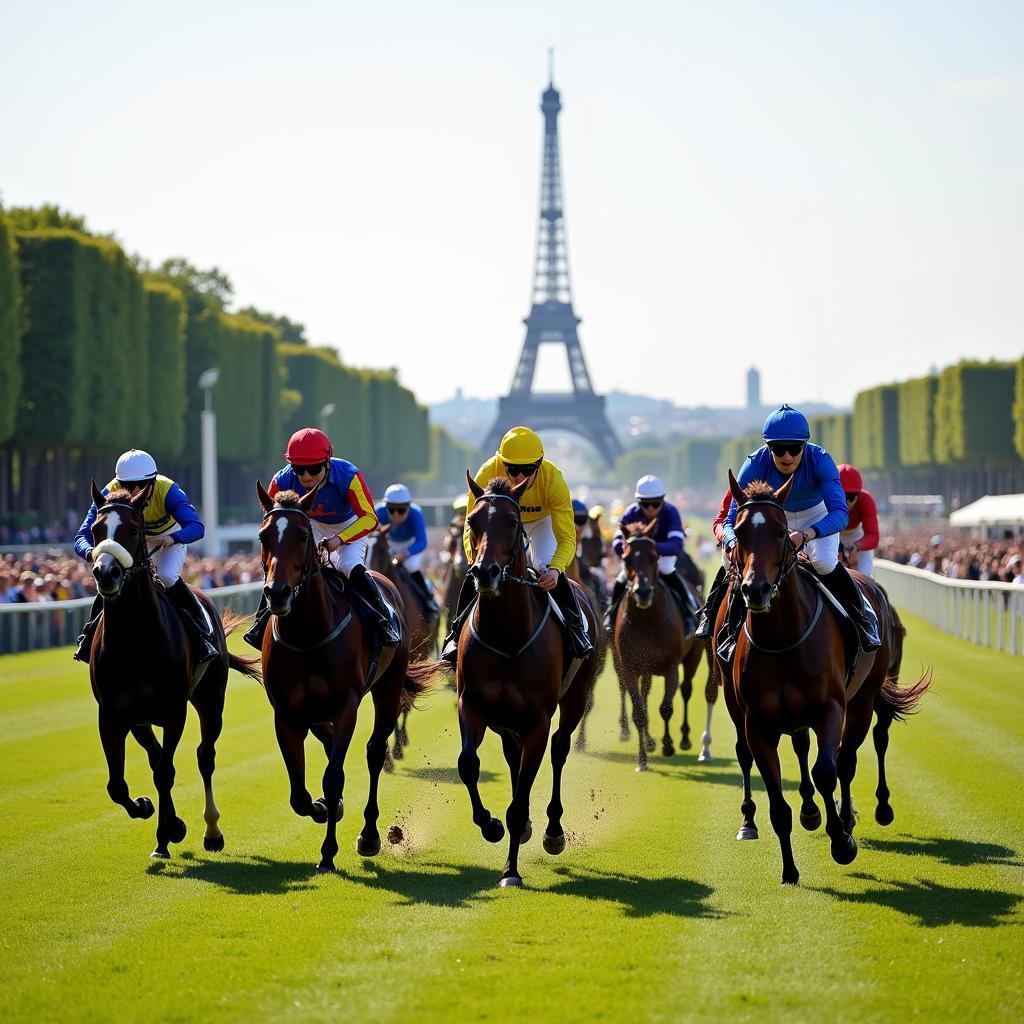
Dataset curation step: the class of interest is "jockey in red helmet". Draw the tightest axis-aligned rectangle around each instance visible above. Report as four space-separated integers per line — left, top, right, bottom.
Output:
243 427 400 649
837 464 879 578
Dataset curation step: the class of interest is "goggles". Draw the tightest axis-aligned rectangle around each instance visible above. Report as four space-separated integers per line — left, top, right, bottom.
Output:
291 462 326 477
639 499 663 510
845 491 860 501
503 460 541 478
387 504 410 515
767 442 805 458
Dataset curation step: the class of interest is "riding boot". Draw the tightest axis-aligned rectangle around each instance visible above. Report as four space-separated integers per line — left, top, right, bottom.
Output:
73 595 103 662
603 574 627 632
243 591 270 651
409 569 440 618
661 571 697 635
715 587 747 664
553 572 594 659
167 579 219 664
695 565 728 640
348 564 401 646
819 564 881 652
441 574 477 666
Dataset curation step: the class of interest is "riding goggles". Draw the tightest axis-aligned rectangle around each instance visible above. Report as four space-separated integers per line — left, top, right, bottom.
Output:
503 460 541 478
387 504 410 515
639 500 663 510
767 442 805 458
291 462 326 476
845 491 860 501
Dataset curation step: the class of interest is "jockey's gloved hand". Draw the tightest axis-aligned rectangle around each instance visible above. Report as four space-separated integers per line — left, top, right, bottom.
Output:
537 568 559 591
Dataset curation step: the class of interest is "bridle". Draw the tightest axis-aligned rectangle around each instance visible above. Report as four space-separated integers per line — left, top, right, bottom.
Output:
93 501 152 587
469 493 542 589
623 534 658 590
260 506 322 603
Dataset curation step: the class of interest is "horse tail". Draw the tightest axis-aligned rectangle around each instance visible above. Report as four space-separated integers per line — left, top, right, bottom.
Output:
877 667 932 723
401 659 445 712
220 609 263 683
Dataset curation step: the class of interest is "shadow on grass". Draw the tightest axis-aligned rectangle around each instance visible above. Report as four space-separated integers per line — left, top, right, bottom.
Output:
405 764 500 786
344 859 497 908
858 834 1023 869
810 872 1024 928
147 852 318 895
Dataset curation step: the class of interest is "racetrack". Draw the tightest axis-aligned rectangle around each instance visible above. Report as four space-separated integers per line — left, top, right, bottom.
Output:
1 613 1021 1023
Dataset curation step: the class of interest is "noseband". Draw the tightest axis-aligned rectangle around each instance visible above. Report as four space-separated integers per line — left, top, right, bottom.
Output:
93 501 151 586
470 493 540 589
734 498 799 607
261 507 321 601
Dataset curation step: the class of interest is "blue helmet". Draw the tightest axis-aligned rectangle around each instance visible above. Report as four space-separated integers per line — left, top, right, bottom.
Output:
762 404 810 442
571 498 589 517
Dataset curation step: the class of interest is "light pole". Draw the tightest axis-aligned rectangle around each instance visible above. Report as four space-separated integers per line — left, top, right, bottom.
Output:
199 367 221 558
320 403 335 435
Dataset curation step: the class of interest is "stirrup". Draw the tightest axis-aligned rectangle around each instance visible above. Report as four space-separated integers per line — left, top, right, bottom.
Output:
243 610 269 651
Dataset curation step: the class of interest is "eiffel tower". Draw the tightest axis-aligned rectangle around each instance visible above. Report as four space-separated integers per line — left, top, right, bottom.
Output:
483 61 622 467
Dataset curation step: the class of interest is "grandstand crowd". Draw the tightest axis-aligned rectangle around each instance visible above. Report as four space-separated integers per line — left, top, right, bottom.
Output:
879 532 1024 583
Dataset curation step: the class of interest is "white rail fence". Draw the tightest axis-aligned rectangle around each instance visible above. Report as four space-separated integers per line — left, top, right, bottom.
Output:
0 582 263 656
874 559 1024 656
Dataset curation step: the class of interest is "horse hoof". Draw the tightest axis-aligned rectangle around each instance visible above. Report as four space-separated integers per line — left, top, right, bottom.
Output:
697 751 713 764
543 832 566 855
831 835 858 865
521 820 533 844
391 744 404 761
679 737 692 751
356 833 381 857
799 806 822 831
781 871 800 887
150 848 170 859
310 799 328 825
736 826 758 841
134 797 155 819
482 818 505 843
875 804 895 827
498 875 523 888
662 744 675 758
316 860 336 874
203 833 225 853
644 736 656 754
169 817 187 844
635 762 648 773
619 728 630 742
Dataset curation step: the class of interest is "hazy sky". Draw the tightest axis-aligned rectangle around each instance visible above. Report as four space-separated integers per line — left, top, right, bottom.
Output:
3 1 1022 409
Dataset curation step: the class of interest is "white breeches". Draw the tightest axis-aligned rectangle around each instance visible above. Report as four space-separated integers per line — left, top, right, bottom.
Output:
311 521 367 576
842 524 875 577
388 535 422 572
786 501 839 575
151 542 187 586
524 516 557 572
659 555 677 575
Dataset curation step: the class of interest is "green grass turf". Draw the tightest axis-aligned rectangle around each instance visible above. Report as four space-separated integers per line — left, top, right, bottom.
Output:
1 614 1021 1023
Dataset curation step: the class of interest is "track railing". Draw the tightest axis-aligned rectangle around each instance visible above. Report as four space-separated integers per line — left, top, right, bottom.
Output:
874 559 1024 656
0 582 263 656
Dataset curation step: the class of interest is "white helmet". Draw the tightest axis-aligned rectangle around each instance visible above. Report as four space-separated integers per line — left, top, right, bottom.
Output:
634 475 666 500
384 483 412 505
115 449 158 482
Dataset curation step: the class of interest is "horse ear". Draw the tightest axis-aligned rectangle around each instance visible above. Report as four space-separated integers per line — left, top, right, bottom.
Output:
130 486 149 511
298 480 321 512
775 473 795 508
90 478 105 508
728 469 746 506
379 522 391 536
256 479 274 513
466 471 484 500
511 477 531 502
643 516 660 536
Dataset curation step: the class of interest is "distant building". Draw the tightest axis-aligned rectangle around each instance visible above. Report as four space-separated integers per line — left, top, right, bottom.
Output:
746 368 761 410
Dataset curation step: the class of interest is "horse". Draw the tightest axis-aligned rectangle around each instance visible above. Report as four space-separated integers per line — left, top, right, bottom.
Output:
455 474 601 887
715 471 931 885
255 481 440 872
366 524 440 760
611 518 705 771
85 482 261 859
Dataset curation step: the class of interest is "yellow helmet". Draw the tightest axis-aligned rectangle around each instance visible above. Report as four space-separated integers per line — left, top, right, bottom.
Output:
497 426 544 464
452 494 469 511
588 504 606 520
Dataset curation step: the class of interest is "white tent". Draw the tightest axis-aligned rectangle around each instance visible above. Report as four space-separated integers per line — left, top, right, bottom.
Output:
949 493 1024 532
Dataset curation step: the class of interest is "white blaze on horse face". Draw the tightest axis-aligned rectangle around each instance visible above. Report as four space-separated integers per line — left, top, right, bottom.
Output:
276 516 289 545
751 511 766 527
106 509 123 539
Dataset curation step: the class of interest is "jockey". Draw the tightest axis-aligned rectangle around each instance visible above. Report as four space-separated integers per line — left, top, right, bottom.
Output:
695 489 734 638
838 464 879 578
571 498 590 546
243 427 400 649
721 404 880 652
607 475 698 634
442 425 593 663
72 449 217 664
373 483 439 617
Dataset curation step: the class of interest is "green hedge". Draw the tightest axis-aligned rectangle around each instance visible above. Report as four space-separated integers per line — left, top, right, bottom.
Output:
852 385 900 471
717 432 762 483
897 375 937 466
0 216 21 443
809 413 852 464
934 360 1017 465
615 447 673 489
142 281 186 456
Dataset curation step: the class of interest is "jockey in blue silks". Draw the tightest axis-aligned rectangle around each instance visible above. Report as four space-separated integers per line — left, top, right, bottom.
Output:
716 404 880 653
372 483 439 617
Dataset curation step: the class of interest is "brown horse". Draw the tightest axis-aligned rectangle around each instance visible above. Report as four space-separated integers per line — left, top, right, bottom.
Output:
716 471 931 885
256 481 438 872
85 483 260 858
456 474 600 887
611 519 705 771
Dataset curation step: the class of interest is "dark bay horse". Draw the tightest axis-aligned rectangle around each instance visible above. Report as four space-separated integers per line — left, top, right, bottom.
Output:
716 471 931 885
456 474 600 887
256 482 439 872
85 483 260 858
611 519 704 771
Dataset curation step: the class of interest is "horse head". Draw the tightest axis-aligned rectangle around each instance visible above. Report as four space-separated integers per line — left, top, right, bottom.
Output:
728 469 795 613
89 479 149 600
623 518 659 609
465 471 529 598
257 479 320 616
367 523 393 572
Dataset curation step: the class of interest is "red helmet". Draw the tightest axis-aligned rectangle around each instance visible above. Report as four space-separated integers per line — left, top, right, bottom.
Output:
837 464 863 492
285 427 333 463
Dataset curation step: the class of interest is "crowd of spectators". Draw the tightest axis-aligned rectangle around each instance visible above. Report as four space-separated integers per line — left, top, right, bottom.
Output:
0 519 79 546
880 531 1024 583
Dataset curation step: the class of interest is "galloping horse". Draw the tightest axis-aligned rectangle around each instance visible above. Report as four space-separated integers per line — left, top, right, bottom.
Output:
611 519 705 771
456 474 600 887
256 482 438 872
85 483 260 858
716 471 931 885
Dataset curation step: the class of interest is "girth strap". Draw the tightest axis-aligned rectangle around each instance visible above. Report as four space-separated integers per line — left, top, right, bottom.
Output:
468 600 551 659
742 589 824 655
271 609 352 653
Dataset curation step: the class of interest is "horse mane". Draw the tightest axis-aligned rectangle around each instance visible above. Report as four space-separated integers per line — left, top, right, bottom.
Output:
106 488 132 503
743 480 778 502
623 521 650 538
273 489 303 509
485 478 514 497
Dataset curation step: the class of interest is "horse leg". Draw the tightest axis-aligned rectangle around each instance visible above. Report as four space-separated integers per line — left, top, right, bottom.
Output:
274 716 326 824
641 675 656 755
660 666 678 758
310 722 333 759
698 651 717 762
457 702 504 843
194 697 226 852
358 684 401 858
624 674 647 772
618 679 630 742
130 725 162 773
500 722 549 887
836 694 874 835
679 650 697 752
811 699 857 866
99 712 154 821
500 733 530 843
573 681 594 752
735 734 758 841
872 702 896 826
746 723 798 884
791 729 821 831
319 696 358 873
392 708 408 761
151 708 187 859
